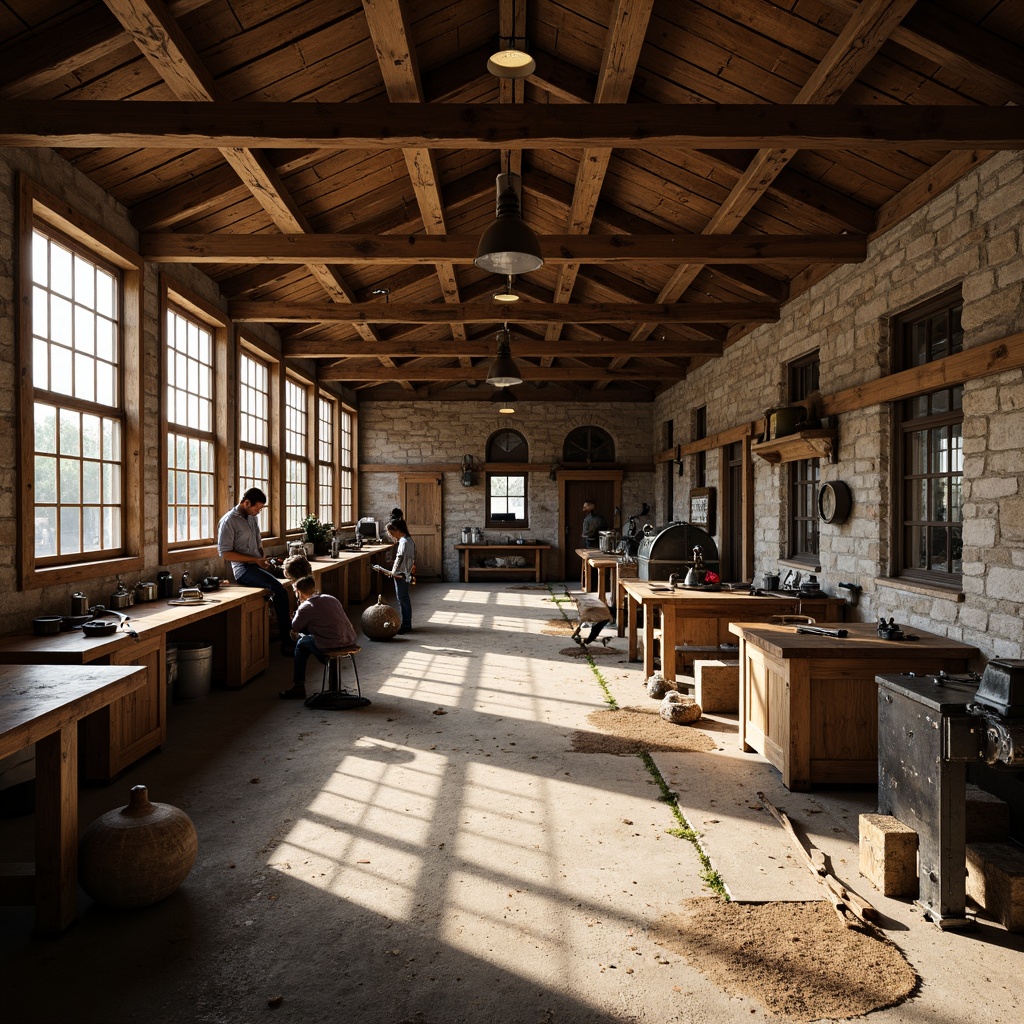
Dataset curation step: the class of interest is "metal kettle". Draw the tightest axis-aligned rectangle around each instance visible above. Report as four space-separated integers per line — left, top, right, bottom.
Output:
70 591 90 616
683 545 707 587
109 575 133 609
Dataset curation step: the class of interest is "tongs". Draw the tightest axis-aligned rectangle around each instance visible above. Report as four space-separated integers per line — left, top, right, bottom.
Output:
89 605 140 641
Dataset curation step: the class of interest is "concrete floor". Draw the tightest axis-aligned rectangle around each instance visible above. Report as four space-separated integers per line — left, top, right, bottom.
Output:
1 581 1022 1024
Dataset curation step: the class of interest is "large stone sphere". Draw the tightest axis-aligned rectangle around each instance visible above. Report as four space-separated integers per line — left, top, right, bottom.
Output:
361 595 401 640
79 785 197 908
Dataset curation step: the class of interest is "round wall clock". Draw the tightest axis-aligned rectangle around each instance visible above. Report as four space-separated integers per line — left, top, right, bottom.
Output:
817 481 852 525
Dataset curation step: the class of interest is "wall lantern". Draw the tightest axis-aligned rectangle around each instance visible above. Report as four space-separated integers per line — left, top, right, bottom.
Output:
461 455 475 487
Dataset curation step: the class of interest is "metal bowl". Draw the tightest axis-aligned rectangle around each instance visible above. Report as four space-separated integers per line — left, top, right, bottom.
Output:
82 619 118 637
61 613 94 631
32 616 64 636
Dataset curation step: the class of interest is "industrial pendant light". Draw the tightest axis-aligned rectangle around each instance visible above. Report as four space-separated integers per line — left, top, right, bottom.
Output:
491 387 517 414
486 325 523 387
493 275 520 303
487 0 535 78
475 172 544 276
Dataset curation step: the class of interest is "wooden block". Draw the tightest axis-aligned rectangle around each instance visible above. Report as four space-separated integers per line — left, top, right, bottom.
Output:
965 784 1009 842
859 814 918 897
967 842 1024 931
693 659 739 713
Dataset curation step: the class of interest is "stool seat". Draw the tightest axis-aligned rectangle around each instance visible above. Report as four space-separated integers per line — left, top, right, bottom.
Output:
320 645 361 697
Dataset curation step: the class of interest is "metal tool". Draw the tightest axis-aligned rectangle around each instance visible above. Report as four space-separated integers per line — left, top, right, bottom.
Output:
795 624 849 638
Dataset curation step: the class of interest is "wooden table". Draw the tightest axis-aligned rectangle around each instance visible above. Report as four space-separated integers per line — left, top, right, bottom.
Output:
729 620 979 791
616 578 844 681
455 543 551 582
576 548 620 606
306 543 394 605
0 585 269 781
0 664 147 933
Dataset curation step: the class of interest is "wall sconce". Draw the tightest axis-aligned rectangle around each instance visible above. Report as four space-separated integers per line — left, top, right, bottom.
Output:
461 455 475 487
549 461 561 481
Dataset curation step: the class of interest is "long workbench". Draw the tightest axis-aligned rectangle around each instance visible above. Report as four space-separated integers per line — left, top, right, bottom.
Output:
455 543 550 582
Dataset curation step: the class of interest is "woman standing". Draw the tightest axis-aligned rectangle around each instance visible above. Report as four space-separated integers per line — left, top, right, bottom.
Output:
387 518 415 634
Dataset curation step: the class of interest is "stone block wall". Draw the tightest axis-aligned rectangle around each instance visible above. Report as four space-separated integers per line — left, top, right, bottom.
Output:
359 400 655 581
658 150 1023 661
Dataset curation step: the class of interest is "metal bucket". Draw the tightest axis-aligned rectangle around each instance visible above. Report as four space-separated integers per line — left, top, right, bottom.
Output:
598 530 618 553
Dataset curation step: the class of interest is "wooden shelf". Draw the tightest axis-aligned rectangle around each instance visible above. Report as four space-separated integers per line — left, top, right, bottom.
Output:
751 428 838 465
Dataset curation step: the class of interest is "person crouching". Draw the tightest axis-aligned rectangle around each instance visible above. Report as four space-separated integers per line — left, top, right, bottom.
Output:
279 575 358 700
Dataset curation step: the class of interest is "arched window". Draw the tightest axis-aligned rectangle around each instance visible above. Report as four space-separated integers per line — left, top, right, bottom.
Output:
563 426 614 464
486 430 529 528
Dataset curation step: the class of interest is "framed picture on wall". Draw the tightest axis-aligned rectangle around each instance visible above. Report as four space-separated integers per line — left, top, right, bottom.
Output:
689 487 715 533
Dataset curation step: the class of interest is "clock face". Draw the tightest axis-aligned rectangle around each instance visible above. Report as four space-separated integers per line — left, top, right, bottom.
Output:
817 481 851 524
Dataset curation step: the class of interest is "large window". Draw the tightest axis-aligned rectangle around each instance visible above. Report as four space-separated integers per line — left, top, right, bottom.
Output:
787 351 820 564
317 393 335 527
238 349 271 534
339 404 354 524
30 227 123 561
165 304 216 547
563 425 614 464
486 429 529 528
284 376 310 532
894 292 964 586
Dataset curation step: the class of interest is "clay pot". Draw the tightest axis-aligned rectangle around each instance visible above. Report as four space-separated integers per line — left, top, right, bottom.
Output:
360 595 401 641
78 785 198 909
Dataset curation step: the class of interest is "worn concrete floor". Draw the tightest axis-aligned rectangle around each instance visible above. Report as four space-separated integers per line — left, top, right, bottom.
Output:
1 581 1021 1023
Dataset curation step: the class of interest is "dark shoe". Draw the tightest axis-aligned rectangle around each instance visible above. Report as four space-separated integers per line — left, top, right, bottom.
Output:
278 686 306 700
280 642 295 657
397 626 412 634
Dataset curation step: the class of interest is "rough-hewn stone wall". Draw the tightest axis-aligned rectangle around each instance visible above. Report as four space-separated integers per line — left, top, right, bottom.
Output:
359 401 655 581
658 151 1023 661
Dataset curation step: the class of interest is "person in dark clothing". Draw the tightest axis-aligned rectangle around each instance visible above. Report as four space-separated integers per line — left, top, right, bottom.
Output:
278 575 358 699
387 518 415 634
217 487 294 656
581 501 606 548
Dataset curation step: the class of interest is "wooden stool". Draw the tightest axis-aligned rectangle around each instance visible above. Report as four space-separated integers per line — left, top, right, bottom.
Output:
320 645 361 696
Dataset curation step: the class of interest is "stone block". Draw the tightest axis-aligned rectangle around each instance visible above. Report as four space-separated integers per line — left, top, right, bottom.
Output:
967 842 1024 931
965 784 1009 842
693 659 739 713
859 814 918 897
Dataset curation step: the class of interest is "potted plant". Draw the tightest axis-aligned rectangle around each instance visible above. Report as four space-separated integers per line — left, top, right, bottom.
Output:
299 513 333 556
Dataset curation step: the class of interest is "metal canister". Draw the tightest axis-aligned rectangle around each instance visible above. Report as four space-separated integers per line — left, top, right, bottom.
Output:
156 571 174 598
461 527 471 543
70 592 90 616
471 527 482 544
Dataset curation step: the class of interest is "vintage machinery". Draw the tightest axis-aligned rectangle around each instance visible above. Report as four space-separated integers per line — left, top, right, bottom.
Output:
876 659 1024 928
636 521 719 581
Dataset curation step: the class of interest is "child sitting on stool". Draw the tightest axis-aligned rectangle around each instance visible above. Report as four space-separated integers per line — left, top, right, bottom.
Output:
279 575 358 700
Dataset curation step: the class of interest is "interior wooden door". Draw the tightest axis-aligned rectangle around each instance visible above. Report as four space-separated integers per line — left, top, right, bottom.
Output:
558 472 623 582
400 473 442 578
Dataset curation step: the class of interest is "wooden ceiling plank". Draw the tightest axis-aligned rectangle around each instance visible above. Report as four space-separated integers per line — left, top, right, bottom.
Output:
318 364 684 382
3 101 1018 149
102 0 382 342
140 232 868 263
286 337 721 358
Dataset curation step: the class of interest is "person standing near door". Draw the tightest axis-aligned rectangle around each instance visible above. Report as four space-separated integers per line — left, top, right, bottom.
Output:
387 518 415 634
581 501 606 549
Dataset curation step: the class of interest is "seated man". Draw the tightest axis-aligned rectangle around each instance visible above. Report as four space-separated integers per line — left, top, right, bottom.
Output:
217 487 294 656
279 575 358 700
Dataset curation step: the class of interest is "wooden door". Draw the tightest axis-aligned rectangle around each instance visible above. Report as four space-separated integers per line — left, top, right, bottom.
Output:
558 472 622 582
400 473 442 578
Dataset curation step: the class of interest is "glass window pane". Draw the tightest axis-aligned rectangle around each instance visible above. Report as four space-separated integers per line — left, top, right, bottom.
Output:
35 507 56 557
35 456 57 502
35 404 57 454
59 410 80 456
59 506 80 555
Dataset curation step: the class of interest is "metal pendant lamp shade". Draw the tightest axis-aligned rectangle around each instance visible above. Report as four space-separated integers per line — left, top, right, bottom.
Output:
491 387 517 414
475 173 544 276
486 327 523 387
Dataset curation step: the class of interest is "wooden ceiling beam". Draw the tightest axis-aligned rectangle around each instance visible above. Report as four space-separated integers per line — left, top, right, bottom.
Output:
231 300 778 324
141 232 867 263
318 363 683 382
2 102 1017 150
284 337 722 358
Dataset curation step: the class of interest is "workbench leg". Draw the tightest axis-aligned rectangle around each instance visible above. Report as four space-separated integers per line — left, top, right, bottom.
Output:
643 605 656 678
616 582 625 637
627 595 639 660
786 660 812 792
35 724 78 934
661 607 678 681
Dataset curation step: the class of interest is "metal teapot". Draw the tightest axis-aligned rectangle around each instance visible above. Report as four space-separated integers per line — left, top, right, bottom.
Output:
684 545 707 587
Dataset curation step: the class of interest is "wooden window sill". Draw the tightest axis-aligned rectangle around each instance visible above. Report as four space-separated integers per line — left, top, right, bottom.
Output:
874 577 964 602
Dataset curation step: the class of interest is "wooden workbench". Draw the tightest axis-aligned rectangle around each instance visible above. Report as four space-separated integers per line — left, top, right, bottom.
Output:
0 664 147 933
455 543 551 582
616 578 844 681
729 620 979 791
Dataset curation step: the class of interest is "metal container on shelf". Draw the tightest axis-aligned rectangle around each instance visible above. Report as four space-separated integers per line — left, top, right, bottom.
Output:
470 527 482 544
461 527 471 544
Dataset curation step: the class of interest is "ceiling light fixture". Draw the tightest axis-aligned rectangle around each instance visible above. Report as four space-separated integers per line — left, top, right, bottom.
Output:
491 387 517 414
493 275 520 303
485 325 523 387
475 172 543 276
487 0 535 79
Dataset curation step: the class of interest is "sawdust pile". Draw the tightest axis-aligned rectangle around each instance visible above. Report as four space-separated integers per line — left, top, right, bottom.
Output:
570 706 717 754
655 899 918 1021
540 618 574 635
558 645 619 657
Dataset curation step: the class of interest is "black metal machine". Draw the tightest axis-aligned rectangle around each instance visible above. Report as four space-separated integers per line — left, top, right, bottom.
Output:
876 659 1024 928
636 521 719 581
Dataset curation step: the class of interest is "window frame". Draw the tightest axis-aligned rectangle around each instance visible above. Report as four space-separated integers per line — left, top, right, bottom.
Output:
786 350 820 567
237 337 277 539
17 175 145 590
283 372 313 534
338 402 356 527
159 275 229 565
316 390 336 528
486 429 529 529
892 291 964 589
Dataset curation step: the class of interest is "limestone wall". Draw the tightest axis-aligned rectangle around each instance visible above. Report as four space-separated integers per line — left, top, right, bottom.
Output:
658 151 1024 660
359 401 655 581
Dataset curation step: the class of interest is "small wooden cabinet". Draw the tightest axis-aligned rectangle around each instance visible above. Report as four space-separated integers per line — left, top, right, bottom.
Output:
81 634 166 782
